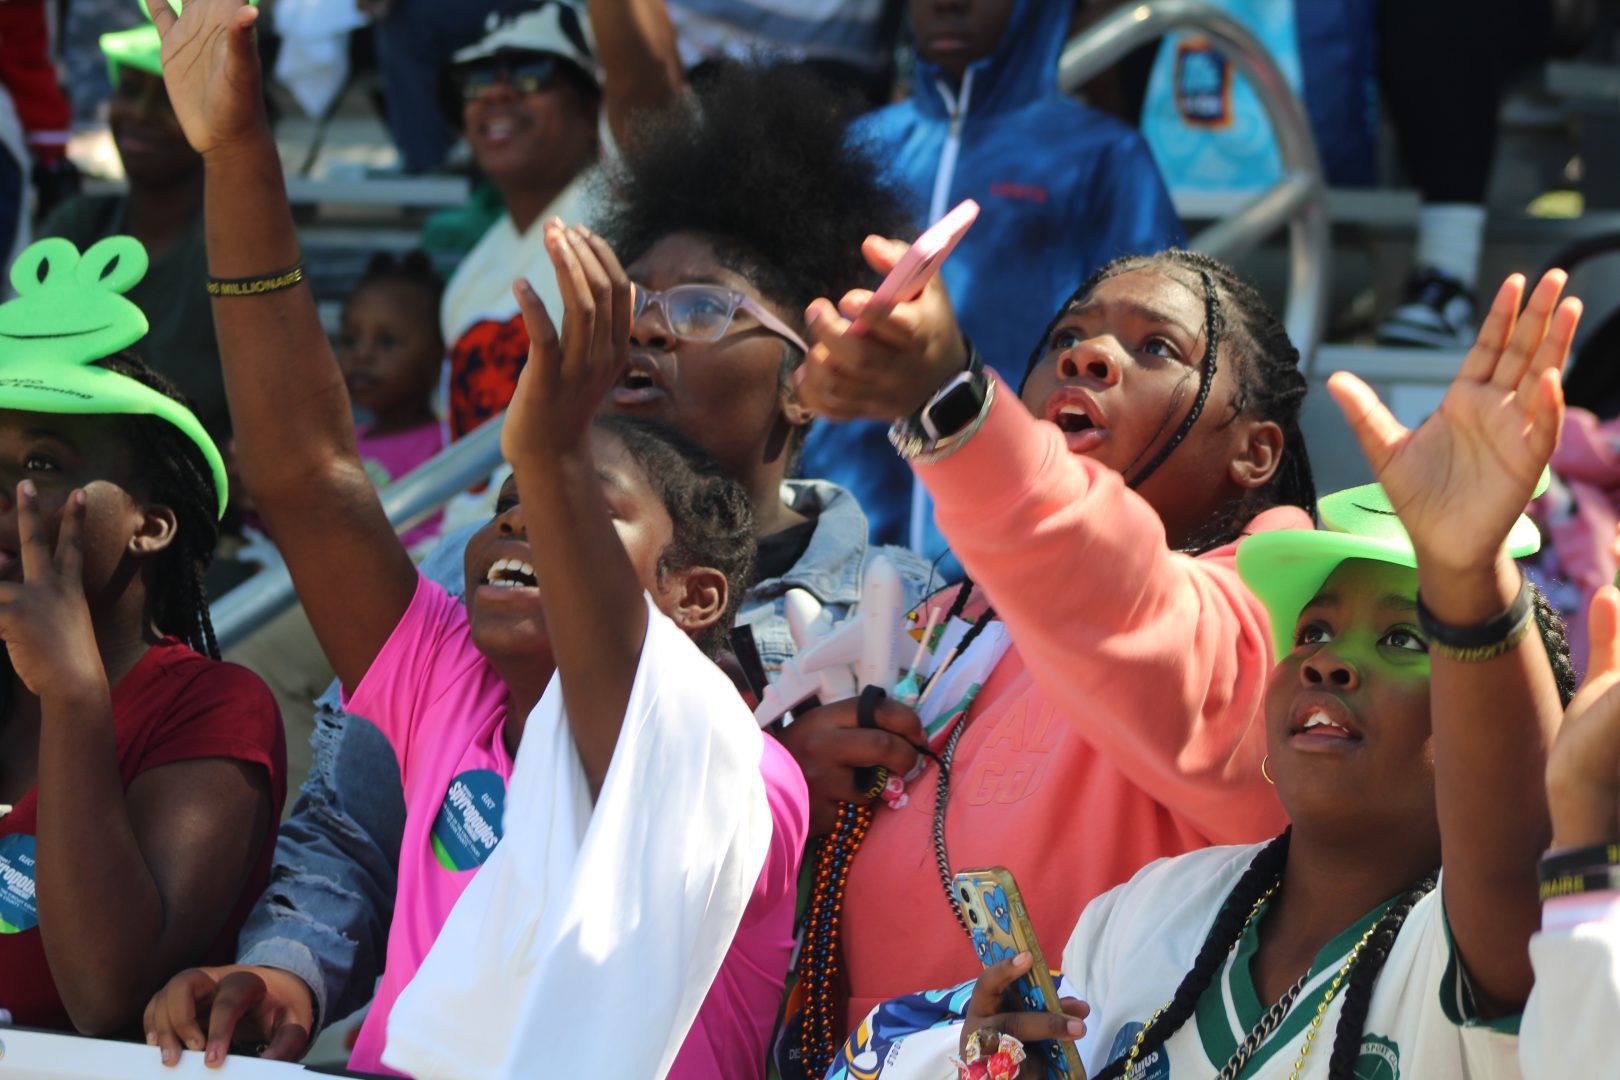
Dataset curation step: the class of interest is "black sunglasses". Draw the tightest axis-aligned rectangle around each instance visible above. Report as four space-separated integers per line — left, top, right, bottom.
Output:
452 54 562 104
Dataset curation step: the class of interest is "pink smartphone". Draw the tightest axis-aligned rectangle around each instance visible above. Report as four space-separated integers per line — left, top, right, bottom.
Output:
848 198 979 335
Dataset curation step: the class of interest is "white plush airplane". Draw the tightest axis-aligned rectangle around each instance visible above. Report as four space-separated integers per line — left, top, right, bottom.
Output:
753 554 906 727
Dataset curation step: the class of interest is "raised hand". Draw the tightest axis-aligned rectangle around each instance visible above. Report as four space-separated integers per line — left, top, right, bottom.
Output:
144 0 266 158
1328 271 1581 572
502 221 633 468
794 235 970 422
1547 585 1620 848
0 482 101 702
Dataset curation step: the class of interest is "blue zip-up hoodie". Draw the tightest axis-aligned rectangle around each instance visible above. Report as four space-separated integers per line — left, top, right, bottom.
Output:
801 0 1183 568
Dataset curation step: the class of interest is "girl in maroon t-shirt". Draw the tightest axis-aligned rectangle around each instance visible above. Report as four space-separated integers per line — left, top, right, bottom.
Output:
0 235 286 1036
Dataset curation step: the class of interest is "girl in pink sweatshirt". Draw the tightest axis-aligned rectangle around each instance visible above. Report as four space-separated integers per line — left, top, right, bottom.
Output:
780 249 1315 1068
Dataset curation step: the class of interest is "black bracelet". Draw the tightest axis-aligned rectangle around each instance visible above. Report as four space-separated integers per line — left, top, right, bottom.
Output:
206 262 306 298
1416 576 1533 662
1540 864 1620 903
1540 841 1620 883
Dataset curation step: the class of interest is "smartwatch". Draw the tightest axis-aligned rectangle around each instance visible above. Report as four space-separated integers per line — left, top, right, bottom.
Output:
889 344 989 459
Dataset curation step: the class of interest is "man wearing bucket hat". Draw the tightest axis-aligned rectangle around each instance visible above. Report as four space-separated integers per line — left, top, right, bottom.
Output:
41 14 223 441
0 234 285 1036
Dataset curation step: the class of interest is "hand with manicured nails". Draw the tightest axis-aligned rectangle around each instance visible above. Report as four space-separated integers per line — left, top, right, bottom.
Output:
958 951 1089 1078
143 965 314 1068
1547 585 1620 848
1329 271 1581 576
795 235 971 422
143 0 268 160
0 482 102 703
503 221 634 467
773 696 927 836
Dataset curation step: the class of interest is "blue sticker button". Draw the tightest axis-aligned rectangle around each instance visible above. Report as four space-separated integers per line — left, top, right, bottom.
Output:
0 834 38 934
431 769 506 872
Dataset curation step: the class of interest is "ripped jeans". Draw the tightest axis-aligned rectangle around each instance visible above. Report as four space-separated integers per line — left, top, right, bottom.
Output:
232 524 475 1031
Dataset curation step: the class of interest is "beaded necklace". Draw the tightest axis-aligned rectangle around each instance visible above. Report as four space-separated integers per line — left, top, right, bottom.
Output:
794 581 990 1076
796 801 875 1076
1118 883 1386 1080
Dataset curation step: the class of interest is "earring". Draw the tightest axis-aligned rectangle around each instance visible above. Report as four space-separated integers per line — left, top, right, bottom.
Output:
1261 755 1274 785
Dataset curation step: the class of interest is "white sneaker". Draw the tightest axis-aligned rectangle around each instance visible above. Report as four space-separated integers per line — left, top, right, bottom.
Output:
1377 269 1477 348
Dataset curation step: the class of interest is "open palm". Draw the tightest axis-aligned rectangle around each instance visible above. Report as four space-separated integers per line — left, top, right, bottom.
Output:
1329 271 1581 570
144 0 264 158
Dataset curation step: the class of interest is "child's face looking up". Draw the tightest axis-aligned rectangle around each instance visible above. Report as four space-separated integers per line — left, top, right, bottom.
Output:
910 0 1016 83
339 280 444 430
1264 559 1439 853
0 409 176 608
1020 268 1283 548
462 428 687 669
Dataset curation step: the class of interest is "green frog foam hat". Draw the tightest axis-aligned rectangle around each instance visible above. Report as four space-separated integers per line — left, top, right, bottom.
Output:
1236 474 1549 662
0 236 227 517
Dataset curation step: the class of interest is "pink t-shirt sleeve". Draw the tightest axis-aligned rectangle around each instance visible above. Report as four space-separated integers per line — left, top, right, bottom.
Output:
746 737 809 926
342 573 484 777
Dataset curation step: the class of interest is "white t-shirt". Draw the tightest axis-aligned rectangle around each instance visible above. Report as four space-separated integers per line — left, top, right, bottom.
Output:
859 844 1520 1080
435 172 595 534
438 170 595 442
1521 906 1620 1079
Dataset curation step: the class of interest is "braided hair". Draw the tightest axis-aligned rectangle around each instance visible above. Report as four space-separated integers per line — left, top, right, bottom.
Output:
1022 250 1316 554
1093 832 1293 1080
1323 873 1439 1080
93 351 222 659
594 414 757 657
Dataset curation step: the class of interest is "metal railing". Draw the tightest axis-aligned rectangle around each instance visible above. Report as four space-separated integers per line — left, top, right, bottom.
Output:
1059 0 1329 369
213 0 1328 649
211 416 506 652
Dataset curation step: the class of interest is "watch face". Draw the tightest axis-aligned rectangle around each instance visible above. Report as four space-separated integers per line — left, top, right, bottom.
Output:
926 374 987 439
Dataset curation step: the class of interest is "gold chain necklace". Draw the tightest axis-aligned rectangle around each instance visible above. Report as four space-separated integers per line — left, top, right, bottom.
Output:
1121 885 1385 1080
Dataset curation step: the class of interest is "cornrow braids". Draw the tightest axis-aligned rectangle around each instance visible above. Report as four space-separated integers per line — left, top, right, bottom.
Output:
1021 250 1316 555
1324 873 1438 1080
1530 581 1577 707
593 414 757 657
92 352 222 659
1093 830 1293 1080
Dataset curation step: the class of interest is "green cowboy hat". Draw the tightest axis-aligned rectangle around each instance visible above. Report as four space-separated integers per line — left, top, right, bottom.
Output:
1236 474 1548 661
0 236 228 517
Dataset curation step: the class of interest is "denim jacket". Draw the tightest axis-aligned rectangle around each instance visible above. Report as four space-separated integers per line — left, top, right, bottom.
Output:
234 481 935 1032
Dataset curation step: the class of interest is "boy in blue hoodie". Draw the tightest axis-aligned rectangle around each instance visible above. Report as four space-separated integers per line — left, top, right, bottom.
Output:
802 0 1183 566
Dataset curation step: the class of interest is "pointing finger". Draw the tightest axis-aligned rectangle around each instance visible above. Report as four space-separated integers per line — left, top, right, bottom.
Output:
16 481 52 584
55 489 85 587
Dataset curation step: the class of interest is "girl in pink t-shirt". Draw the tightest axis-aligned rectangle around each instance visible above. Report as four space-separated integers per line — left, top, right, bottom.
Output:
338 251 448 550
139 6 808 1072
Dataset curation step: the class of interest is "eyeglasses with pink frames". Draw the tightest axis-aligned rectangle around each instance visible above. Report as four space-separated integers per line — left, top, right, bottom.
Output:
631 284 809 354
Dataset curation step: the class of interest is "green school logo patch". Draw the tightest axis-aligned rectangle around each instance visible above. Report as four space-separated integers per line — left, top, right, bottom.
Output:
1355 1034 1400 1080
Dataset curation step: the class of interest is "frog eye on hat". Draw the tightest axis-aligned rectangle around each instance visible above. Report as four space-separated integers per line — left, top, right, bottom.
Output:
1236 473 1549 662
0 236 228 517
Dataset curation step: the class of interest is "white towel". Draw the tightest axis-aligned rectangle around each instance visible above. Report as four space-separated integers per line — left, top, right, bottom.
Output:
384 597 772 1079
